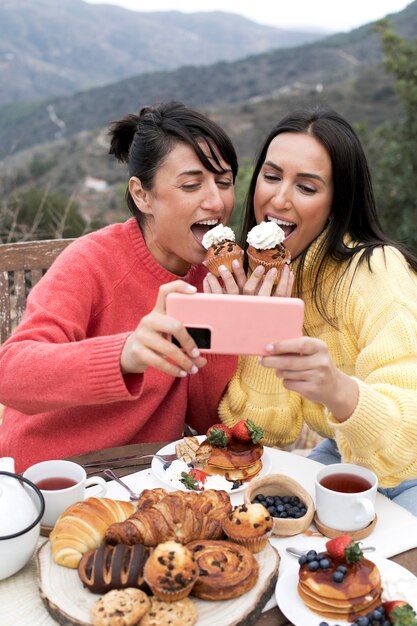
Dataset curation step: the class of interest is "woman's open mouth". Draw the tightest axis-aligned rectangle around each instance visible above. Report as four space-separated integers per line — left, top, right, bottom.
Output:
191 219 219 245
266 216 296 240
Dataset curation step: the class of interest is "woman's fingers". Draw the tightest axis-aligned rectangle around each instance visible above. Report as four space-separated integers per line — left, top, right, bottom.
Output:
273 265 294 298
204 272 225 294
242 265 267 295
154 280 197 313
122 311 206 376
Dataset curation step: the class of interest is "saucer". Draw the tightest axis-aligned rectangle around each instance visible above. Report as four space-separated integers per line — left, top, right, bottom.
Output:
314 512 377 539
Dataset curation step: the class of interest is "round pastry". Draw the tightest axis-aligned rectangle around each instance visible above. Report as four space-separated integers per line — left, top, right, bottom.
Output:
187 539 259 600
143 541 198 602
246 221 291 283
78 544 151 594
91 587 151 626
140 597 198 626
222 502 273 553
202 224 244 276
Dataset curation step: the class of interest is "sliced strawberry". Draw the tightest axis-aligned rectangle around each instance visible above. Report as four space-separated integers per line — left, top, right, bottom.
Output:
180 469 207 491
206 424 232 447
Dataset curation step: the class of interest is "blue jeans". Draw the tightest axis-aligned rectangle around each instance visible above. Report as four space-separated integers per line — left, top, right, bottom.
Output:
308 438 417 517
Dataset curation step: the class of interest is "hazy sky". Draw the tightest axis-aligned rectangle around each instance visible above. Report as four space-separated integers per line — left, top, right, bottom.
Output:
85 0 411 32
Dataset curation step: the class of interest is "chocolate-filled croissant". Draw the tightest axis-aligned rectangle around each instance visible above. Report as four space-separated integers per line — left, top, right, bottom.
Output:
78 543 151 594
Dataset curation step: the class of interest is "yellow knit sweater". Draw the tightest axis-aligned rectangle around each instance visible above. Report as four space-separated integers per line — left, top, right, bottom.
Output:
219 243 417 487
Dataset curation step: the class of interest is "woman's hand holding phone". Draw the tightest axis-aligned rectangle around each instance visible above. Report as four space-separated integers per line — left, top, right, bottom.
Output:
120 281 207 378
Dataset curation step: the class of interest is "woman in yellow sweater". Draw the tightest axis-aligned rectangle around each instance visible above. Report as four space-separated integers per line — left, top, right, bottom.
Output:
206 106 417 515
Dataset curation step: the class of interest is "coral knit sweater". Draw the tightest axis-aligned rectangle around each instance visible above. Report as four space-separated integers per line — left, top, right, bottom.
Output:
220 239 417 487
0 219 237 472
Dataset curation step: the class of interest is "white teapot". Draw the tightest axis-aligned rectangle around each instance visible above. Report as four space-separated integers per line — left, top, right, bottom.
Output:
0 457 45 580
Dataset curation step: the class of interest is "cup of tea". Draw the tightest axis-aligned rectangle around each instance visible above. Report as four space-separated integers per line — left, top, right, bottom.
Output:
23 460 107 527
315 463 378 532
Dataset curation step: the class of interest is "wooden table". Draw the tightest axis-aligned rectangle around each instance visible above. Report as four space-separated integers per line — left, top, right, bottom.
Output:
69 442 417 626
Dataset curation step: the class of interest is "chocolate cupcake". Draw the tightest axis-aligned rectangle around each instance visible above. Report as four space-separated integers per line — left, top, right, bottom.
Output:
246 221 290 284
202 224 244 276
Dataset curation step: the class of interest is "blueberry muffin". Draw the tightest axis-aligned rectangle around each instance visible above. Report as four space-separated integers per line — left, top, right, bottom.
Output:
143 541 198 602
223 502 273 553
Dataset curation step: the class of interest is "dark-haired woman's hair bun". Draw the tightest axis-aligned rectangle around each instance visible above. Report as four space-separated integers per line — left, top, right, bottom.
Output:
108 113 140 163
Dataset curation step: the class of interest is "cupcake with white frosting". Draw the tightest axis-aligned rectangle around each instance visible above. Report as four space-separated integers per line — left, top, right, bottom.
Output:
246 222 291 284
202 224 244 276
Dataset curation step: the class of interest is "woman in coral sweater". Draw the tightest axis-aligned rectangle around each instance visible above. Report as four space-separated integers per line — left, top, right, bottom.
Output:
0 101 238 472
205 107 417 515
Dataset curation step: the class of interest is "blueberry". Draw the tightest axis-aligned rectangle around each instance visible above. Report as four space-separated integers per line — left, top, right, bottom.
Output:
370 608 385 621
332 570 344 583
337 565 348 574
256 493 266 501
277 504 285 512
306 550 318 561
282 495 290 503
381 621 391 626
163 462 172 470
319 558 330 569
274 496 283 506
231 481 240 490
265 496 275 506
308 560 319 571
267 506 277 516
298 555 308 565
319 622 330 626
279 511 288 518
355 616 370 626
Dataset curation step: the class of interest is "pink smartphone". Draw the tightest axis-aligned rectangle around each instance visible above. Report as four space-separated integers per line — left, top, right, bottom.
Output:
166 293 304 355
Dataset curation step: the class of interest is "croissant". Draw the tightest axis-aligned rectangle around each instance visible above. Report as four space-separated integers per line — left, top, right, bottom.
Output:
78 543 151 594
105 489 232 547
50 497 135 568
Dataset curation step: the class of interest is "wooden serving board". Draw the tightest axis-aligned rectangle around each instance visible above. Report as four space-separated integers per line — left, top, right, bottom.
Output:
37 541 280 626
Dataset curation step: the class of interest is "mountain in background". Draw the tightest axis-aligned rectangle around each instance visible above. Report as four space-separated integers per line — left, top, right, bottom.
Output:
0 0 327 106
1 0 416 161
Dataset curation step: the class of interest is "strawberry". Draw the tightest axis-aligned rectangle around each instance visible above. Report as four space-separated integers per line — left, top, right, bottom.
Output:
382 601 417 625
231 419 264 444
180 469 207 491
325 535 363 563
206 424 232 447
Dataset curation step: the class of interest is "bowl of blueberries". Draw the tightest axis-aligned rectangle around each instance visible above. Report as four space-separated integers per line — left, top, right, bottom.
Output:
244 473 315 536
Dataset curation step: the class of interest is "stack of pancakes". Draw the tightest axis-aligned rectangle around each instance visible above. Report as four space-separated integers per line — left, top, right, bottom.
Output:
298 555 382 621
200 439 263 483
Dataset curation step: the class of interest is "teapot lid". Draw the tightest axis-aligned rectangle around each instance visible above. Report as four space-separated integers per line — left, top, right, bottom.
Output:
0 471 44 537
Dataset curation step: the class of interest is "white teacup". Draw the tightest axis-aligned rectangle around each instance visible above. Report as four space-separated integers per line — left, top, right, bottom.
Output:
315 463 378 532
23 460 107 527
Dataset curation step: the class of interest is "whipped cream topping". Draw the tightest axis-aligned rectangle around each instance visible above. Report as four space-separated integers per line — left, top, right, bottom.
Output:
204 474 234 492
381 573 417 611
202 224 235 250
246 221 285 250
163 459 190 485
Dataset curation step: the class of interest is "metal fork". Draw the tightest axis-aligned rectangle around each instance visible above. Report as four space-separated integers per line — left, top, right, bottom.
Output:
82 452 178 468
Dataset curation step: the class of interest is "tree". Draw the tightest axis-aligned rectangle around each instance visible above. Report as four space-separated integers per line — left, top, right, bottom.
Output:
0 186 104 243
369 21 417 252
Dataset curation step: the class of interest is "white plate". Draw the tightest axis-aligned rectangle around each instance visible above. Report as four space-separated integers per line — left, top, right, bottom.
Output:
151 435 272 494
275 554 417 626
